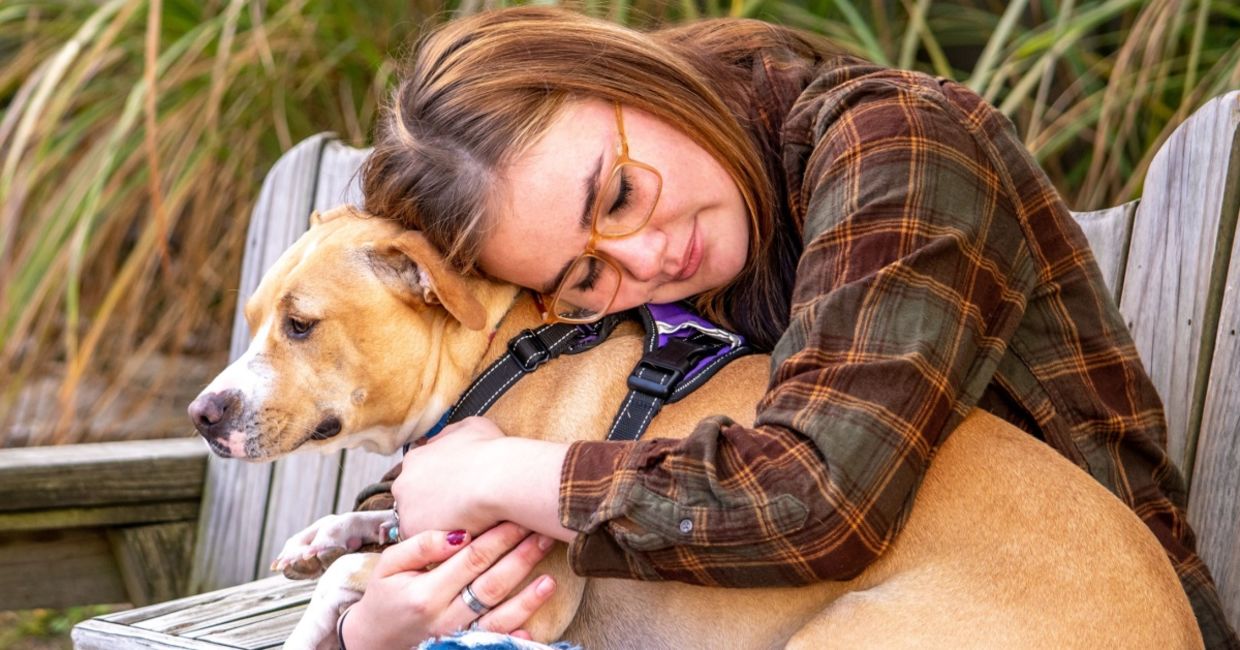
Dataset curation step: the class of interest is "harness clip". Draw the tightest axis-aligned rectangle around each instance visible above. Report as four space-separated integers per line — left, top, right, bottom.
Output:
509 330 551 372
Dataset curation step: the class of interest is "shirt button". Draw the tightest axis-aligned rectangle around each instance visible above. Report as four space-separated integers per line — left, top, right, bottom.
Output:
679 518 694 534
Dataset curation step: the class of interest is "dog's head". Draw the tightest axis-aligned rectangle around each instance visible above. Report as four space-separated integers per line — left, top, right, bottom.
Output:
189 205 516 461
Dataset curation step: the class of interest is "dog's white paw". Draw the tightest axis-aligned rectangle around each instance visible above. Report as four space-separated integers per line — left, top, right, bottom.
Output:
282 553 378 650
273 510 394 580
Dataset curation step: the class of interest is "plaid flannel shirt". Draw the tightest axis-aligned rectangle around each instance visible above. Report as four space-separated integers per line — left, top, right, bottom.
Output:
556 54 1237 647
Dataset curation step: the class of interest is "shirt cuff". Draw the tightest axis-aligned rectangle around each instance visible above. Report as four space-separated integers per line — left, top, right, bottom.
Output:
557 438 674 580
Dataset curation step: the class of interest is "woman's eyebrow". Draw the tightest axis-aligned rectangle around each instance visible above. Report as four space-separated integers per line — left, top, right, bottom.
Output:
542 152 604 295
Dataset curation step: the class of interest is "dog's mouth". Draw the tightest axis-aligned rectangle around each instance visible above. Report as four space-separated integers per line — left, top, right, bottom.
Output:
309 415 343 441
204 437 233 458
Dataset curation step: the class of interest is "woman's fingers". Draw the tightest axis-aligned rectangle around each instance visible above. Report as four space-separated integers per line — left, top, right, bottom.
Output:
472 574 557 635
374 528 470 578
432 522 532 594
442 533 555 623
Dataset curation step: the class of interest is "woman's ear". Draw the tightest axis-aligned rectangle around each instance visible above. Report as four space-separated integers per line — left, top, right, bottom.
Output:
367 231 487 331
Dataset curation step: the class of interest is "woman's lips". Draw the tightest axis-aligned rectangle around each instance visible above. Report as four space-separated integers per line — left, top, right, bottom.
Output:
675 220 703 282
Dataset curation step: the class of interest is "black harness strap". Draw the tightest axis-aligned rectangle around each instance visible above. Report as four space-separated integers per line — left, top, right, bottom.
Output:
448 323 581 418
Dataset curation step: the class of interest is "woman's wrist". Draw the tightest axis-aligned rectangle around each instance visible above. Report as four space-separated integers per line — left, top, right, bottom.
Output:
478 437 576 542
338 602 359 649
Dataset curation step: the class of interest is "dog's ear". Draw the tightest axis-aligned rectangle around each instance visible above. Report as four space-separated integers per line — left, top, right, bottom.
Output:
369 231 487 331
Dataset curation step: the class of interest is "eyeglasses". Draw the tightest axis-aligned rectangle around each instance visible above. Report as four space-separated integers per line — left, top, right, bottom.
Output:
543 103 662 324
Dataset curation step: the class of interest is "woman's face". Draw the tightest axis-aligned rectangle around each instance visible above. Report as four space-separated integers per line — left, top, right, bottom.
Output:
478 99 750 314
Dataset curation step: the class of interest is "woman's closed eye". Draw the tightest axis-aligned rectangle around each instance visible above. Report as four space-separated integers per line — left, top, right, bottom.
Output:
573 257 603 291
608 169 633 214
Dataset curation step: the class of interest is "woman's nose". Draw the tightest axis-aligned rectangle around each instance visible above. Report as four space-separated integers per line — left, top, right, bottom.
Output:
597 227 666 282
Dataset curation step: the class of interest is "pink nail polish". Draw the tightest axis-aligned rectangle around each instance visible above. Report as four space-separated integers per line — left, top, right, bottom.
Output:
447 530 467 545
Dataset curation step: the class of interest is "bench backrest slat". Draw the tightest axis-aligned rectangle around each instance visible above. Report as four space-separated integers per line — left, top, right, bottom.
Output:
1070 202 1136 304
1115 91 1240 479
1186 94 1240 628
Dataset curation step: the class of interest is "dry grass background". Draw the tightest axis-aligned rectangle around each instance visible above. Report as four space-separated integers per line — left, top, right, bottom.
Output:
1 0 1238 447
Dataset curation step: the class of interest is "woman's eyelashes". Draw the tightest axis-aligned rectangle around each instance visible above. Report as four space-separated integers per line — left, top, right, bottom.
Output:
574 257 602 291
609 170 632 213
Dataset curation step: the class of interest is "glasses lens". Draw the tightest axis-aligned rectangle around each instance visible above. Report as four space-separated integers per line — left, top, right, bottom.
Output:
553 255 621 322
594 162 661 237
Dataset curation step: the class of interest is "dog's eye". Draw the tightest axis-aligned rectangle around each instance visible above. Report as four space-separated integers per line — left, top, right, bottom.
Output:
285 316 316 340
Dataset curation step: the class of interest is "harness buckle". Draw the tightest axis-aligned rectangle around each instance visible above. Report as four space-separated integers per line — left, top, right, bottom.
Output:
508 330 551 372
626 335 727 400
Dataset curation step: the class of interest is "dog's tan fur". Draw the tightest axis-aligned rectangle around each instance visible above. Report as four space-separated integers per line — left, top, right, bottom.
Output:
201 206 1201 649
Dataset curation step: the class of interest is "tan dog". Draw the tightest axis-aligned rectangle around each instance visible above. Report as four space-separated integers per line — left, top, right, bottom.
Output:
190 205 1201 649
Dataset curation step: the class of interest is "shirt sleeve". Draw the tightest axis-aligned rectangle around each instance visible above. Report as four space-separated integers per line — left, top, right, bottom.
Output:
558 72 1041 586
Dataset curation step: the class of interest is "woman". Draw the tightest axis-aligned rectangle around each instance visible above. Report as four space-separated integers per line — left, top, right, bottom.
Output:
342 7 1236 648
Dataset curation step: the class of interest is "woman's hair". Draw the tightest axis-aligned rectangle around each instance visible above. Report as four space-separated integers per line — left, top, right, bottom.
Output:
363 6 835 349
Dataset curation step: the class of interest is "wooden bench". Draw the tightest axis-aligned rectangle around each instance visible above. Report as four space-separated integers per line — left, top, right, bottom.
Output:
69 90 1240 648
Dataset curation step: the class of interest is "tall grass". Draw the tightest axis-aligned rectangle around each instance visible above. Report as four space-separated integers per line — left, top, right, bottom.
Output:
1 0 1237 445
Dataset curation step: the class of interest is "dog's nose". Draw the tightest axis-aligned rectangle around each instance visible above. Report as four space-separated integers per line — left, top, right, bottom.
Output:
189 390 242 440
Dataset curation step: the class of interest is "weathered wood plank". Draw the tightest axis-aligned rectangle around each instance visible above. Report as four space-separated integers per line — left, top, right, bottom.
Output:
1118 90 1240 477
0 438 205 512
0 500 198 532
191 133 335 594
73 619 237 650
1187 102 1240 627
0 529 127 610
108 576 310 629
1070 201 1137 302
187 608 304 648
312 140 371 210
109 522 197 606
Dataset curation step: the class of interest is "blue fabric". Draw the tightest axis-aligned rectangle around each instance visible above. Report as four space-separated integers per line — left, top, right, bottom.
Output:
418 631 581 650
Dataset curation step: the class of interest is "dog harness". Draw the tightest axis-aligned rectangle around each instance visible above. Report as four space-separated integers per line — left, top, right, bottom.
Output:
415 301 751 446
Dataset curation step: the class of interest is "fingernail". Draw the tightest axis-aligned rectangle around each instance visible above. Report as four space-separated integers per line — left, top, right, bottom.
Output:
446 530 467 545
537 534 554 551
536 575 555 597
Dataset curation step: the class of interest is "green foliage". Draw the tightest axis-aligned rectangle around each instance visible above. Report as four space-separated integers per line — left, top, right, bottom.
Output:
1 0 1237 444
0 606 115 648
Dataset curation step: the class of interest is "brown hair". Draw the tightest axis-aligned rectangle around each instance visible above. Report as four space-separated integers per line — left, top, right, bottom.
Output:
363 6 834 349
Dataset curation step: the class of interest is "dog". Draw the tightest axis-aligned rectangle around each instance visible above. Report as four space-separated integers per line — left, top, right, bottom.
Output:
190 205 1202 649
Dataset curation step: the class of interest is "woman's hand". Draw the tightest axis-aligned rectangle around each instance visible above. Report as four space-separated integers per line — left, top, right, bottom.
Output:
341 524 558 649
392 416 577 543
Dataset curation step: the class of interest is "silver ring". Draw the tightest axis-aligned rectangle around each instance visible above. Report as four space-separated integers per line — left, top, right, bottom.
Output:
460 583 493 616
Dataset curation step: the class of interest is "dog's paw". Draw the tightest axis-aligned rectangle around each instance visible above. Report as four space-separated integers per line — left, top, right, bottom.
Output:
273 510 394 580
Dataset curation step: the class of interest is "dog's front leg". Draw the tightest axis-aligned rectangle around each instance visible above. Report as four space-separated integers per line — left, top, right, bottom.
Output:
273 510 395 579
284 552 379 650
